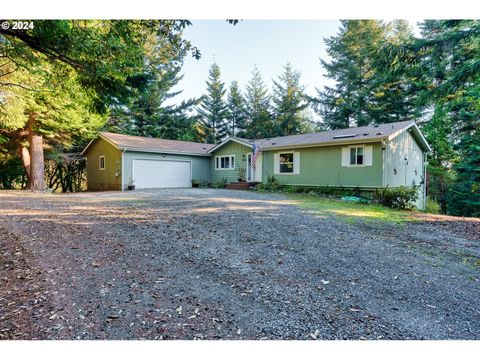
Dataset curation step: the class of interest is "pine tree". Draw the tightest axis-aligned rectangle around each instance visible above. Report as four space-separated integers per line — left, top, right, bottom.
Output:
226 80 247 137
244 66 274 139
272 63 310 136
197 63 229 143
421 105 456 214
108 57 200 141
0 20 195 190
0 62 105 190
415 20 480 216
316 20 417 129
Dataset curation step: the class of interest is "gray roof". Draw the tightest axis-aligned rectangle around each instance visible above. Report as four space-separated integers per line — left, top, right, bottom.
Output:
251 120 418 150
99 132 215 155
84 120 429 157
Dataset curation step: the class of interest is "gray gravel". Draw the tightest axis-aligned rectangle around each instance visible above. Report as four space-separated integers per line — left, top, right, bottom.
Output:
0 188 479 339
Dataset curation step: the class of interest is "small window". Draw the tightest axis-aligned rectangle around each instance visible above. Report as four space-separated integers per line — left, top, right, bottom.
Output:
215 155 235 170
99 155 105 170
349 147 364 166
279 153 294 173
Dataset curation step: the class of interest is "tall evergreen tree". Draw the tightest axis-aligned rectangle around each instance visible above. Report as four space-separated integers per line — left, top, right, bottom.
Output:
107 54 200 141
244 66 274 139
197 63 229 143
272 63 310 136
316 20 417 129
373 19 480 216
415 20 480 216
0 20 195 190
421 105 456 214
226 80 247 137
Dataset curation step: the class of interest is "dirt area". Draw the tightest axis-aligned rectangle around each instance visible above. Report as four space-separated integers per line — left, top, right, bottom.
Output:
0 189 479 340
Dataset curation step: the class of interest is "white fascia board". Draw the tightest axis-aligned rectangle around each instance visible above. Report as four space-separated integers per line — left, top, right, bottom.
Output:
260 138 384 152
81 133 122 156
387 122 431 152
207 137 253 154
122 147 212 157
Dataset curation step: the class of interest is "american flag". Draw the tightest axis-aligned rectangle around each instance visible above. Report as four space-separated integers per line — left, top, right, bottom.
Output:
252 143 261 169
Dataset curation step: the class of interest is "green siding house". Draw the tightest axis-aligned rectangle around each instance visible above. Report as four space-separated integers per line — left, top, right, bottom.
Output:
82 120 431 209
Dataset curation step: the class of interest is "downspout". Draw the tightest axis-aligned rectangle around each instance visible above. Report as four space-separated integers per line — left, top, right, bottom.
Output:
121 149 126 192
381 140 386 187
423 152 427 210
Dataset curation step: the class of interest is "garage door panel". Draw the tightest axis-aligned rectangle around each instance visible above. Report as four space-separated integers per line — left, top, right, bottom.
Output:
133 159 191 189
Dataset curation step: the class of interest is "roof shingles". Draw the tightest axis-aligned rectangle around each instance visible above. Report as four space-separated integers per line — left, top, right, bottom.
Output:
100 132 215 155
253 120 414 149
92 120 424 156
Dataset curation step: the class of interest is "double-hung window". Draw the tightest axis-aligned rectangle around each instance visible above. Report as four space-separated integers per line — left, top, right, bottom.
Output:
279 153 294 173
215 155 235 170
350 147 364 166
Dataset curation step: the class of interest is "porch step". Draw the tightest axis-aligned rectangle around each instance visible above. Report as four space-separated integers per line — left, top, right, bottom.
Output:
225 182 260 190
225 182 250 190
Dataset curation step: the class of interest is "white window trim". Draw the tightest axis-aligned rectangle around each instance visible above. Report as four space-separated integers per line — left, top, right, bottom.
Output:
215 154 235 170
99 155 105 170
278 151 296 175
348 146 366 167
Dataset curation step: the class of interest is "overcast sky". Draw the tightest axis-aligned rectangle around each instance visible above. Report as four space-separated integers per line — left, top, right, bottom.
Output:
171 20 421 104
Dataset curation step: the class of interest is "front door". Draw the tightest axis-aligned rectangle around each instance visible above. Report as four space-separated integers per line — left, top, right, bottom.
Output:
247 153 252 181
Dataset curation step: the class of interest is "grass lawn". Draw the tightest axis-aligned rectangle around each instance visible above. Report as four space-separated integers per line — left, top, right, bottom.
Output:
287 194 417 224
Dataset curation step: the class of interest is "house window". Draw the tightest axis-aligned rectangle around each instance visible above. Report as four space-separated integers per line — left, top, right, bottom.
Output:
279 153 294 173
99 155 105 170
350 147 364 166
215 155 235 170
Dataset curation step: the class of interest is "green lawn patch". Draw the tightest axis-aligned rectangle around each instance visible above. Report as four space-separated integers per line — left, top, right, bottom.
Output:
287 193 416 224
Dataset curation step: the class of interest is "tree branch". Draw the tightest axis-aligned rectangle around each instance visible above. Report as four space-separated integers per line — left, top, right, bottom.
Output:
0 28 84 70
0 81 43 91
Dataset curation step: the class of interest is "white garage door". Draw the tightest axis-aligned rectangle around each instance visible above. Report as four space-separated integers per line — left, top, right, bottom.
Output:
132 159 191 189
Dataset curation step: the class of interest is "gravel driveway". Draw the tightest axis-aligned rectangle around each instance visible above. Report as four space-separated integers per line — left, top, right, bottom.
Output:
0 189 479 340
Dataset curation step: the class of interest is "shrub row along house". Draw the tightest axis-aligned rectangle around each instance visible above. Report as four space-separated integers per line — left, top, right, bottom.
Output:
82 120 431 208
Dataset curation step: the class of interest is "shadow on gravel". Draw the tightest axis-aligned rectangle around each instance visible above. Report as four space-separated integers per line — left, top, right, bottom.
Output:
0 189 479 340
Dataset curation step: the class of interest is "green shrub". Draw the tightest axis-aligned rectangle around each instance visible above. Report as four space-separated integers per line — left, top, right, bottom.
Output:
425 196 441 214
210 177 228 189
253 175 283 192
283 185 300 194
373 186 419 210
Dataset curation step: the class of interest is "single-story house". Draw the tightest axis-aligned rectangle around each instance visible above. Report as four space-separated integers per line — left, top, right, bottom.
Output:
82 120 431 208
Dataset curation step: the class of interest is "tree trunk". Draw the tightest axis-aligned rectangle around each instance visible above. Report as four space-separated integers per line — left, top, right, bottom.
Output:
28 133 45 191
19 146 31 189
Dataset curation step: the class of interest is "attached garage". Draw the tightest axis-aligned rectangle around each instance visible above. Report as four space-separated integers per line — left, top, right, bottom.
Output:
132 159 191 189
82 132 214 191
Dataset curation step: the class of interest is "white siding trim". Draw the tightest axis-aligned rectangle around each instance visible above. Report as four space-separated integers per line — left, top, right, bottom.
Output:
293 152 300 175
274 153 280 175
121 150 125 191
364 145 373 166
254 153 263 182
341 147 349 167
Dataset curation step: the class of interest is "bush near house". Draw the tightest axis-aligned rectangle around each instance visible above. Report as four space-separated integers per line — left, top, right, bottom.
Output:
373 186 419 210
254 177 421 211
253 176 357 197
425 196 441 214
210 177 228 189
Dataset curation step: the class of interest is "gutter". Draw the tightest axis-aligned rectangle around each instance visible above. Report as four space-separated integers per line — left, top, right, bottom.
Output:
260 138 385 152
121 149 125 192
120 147 212 157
